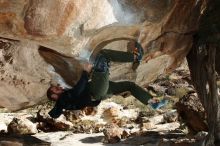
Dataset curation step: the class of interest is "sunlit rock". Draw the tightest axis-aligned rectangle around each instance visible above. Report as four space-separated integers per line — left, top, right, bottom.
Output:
141 122 156 131
0 38 50 110
0 133 50 146
7 117 38 135
175 92 208 134
102 107 120 123
163 110 178 123
0 0 207 110
36 109 73 132
103 123 123 143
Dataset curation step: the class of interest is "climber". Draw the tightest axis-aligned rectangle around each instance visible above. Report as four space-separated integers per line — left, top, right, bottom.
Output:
47 41 168 118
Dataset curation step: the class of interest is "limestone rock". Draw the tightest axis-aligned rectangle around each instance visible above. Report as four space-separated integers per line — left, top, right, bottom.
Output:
158 138 204 146
0 122 7 133
175 92 208 134
141 122 156 131
36 109 73 132
147 68 191 97
163 110 178 123
0 0 207 110
82 107 98 116
0 134 50 146
0 140 23 146
102 107 120 123
194 131 208 141
121 129 131 139
64 107 98 122
0 38 50 111
7 117 38 135
103 123 123 143
64 110 85 122
71 120 104 134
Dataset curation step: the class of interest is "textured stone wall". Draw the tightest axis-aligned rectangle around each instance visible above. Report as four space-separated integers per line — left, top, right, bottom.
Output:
0 0 206 110
0 38 50 110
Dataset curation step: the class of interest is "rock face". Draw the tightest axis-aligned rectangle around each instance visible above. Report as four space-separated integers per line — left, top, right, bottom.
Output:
36 109 73 132
103 123 124 143
7 117 38 135
0 0 207 110
175 92 208 134
0 38 50 110
0 134 50 146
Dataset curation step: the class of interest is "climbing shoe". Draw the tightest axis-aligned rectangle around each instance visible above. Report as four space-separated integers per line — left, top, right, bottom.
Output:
132 42 144 70
133 42 144 62
149 98 168 110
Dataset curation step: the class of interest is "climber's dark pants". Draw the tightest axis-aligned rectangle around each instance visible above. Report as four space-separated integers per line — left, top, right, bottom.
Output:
88 49 152 105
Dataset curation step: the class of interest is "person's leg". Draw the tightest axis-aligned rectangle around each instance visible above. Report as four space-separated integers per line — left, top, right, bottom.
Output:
107 81 153 105
88 48 139 101
88 70 110 101
99 49 134 63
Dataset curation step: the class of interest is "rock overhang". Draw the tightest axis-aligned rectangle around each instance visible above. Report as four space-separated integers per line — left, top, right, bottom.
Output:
0 0 206 110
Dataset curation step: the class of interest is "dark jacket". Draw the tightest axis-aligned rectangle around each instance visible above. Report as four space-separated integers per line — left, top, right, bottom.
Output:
49 71 101 118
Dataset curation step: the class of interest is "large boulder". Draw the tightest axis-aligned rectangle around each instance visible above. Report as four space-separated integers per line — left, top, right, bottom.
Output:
0 134 50 146
7 117 38 135
36 109 73 132
175 92 208 134
103 123 124 143
0 38 50 110
0 0 207 110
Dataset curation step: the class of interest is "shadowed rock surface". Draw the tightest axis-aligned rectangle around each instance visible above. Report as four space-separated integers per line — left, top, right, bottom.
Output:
0 0 207 110
0 133 51 146
1 0 220 145
0 67 210 146
175 92 208 134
